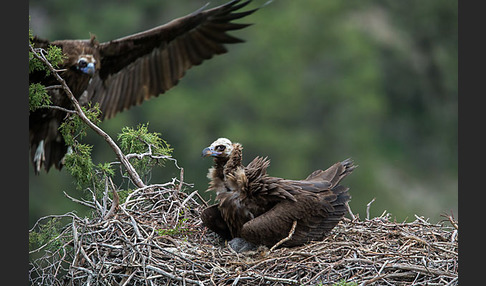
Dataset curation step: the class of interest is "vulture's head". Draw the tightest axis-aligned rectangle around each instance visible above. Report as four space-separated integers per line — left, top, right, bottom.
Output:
75 55 97 76
56 39 100 77
202 138 234 158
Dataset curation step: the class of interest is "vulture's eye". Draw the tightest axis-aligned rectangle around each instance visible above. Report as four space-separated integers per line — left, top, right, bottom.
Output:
216 145 226 151
78 59 88 68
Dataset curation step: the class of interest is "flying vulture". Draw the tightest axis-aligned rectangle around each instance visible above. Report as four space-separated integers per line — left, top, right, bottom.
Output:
29 0 257 174
200 138 356 252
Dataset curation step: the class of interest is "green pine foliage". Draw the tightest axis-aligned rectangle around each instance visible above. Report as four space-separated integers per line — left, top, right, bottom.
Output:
63 143 96 189
28 27 64 75
28 27 63 111
29 217 64 252
59 103 101 146
28 45 64 75
59 103 106 190
118 123 173 178
157 217 192 237
28 83 51 111
332 280 358 286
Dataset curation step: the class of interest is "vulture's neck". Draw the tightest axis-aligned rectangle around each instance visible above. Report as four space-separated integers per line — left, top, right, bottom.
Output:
224 143 243 178
209 144 245 197
212 157 229 180
211 143 243 180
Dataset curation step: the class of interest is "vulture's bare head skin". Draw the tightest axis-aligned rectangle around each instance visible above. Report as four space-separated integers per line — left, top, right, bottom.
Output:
76 55 97 76
202 138 234 158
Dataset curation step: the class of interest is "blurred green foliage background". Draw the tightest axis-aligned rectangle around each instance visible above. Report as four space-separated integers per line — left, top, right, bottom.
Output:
29 0 457 226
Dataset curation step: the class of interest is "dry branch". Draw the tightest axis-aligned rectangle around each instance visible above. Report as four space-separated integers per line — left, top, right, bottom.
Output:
270 220 297 252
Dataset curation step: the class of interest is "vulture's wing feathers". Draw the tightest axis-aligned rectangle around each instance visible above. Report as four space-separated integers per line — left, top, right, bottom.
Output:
88 0 256 119
239 158 354 247
244 157 355 201
240 189 350 247
200 204 233 240
244 156 299 201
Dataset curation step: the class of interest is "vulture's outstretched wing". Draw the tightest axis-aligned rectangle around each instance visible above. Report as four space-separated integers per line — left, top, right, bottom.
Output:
88 0 256 119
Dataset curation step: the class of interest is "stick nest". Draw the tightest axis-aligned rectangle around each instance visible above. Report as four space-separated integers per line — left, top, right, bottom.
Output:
29 181 458 286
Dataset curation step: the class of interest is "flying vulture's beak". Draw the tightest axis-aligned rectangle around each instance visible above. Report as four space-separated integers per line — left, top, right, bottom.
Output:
201 147 220 157
81 62 96 76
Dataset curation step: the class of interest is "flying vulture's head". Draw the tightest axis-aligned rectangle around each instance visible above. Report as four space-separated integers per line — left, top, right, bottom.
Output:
56 39 99 77
75 55 97 76
202 138 234 159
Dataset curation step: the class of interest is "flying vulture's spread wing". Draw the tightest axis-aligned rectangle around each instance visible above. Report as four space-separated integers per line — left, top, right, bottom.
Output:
29 1 257 173
201 138 356 252
87 0 257 120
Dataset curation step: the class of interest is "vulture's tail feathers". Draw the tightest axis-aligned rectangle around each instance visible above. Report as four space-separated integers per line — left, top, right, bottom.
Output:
304 158 356 188
340 158 357 177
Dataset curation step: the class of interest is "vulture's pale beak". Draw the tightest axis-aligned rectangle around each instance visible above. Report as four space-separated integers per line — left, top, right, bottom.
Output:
202 147 220 157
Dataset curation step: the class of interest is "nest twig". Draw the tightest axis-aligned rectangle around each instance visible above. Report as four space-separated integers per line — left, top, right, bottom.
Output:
29 177 458 286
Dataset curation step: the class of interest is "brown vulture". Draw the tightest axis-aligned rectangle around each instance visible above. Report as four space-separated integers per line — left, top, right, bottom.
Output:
29 0 258 174
200 138 356 252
